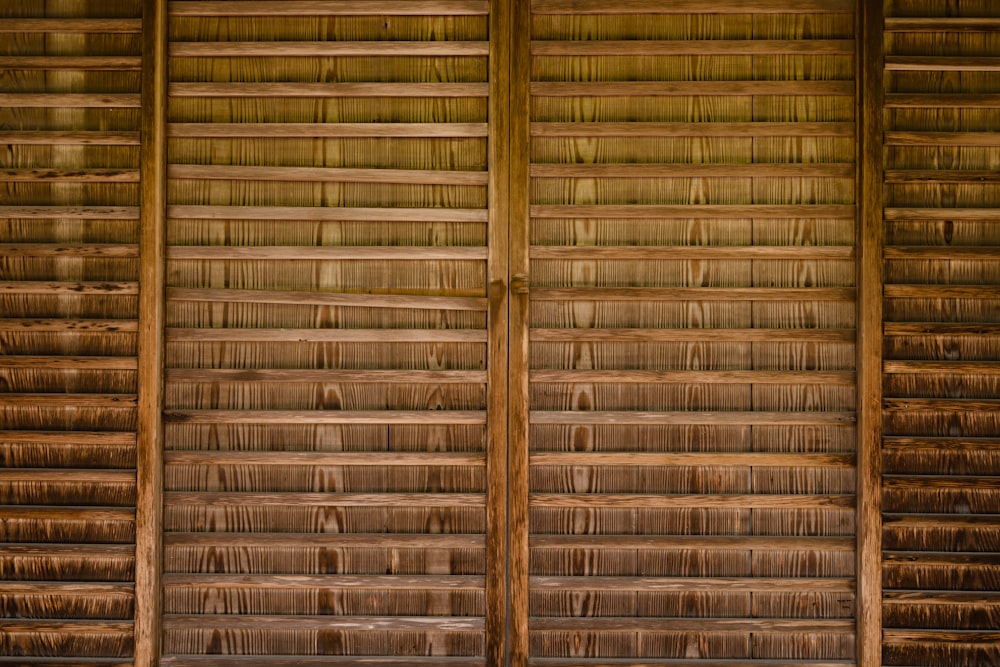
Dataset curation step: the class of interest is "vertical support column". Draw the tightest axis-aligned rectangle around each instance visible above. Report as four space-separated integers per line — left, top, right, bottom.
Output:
508 0 532 664
135 0 168 664
857 0 884 665
487 0 511 665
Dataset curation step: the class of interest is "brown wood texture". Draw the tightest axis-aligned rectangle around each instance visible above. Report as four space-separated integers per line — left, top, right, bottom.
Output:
882 3 1000 667
0 0 143 663
521 2 859 665
159 0 497 663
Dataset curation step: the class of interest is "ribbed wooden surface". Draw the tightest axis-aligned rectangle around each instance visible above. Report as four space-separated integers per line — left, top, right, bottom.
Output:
525 1 858 663
0 0 141 662
161 0 491 662
883 2 1000 666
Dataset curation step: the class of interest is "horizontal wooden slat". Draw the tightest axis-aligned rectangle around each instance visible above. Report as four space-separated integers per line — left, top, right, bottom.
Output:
0 507 134 522
884 285 1000 299
529 661 853 667
165 369 486 383
531 0 854 13
0 18 141 32
531 39 855 55
0 394 137 408
529 452 853 467
530 287 856 302
168 1 490 16
530 245 854 260
162 658 483 667
884 323 1000 337
169 83 489 98
530 576 854 592
531 122 854 137
166 288 487 311
0 469 134 483
1 94 141 108
884 361 1000 375
529 493 854 509
530 617 855 632
165 451 484 466
886 170 1000 184
168 205 487 222
168 165 488 185
0 169 141 183
0 319 138 334
883 591 1000 603
885 246 1000 259
162 574 482 590
883 437 1000 452
530 535 855 551
884 398 1000 412
884 475 1000 490
0 131 140 146
531 204 855 219
531 328 854 342
0 56 141 70
162 614 484 631
170 41 488 57
884 17 1000 32
0 244 139 258
882 629 1000 642
886 56 1000 71
883 514 1000 529
166 492 485 507
532 81 855 97
164 533 483 549
0 207 140 220
884 132 1000 146
530 369 855 385
0 431 137 446
168 123 487 137
0 356 137 370
163 409 486 424
530 163 855 179
530 411 855 425
166 327 485 342
0 543 134 557
167 245 487 260
0 620 133 633
0 281 139 296
885 93 1000 108
0 582 133 596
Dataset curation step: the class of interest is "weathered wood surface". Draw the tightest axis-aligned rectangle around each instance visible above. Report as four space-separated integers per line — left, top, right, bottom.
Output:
882 2 1000 666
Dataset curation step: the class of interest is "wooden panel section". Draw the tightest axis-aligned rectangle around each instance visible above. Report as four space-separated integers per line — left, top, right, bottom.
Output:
161 0 497 663
882 2 1000 666
0 0 142 663
522 2 858 664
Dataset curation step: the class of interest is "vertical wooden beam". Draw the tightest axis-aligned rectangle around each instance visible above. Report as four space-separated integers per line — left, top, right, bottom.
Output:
486 0 511 665
857 0 884 665
135 0 168 664
508 0 532 664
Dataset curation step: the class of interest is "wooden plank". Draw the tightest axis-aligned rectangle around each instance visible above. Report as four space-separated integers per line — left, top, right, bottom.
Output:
884 323 1000 336
529 452 853 467
532 39 855 55
0 244 139 258
0 57 141 70
529 493 854 509
530 410 855 425
0 394 137 408
0 131 140 146
884 361 1000 375
531 122 854 137
166 327 486 342
883 436 1000 451
169 82 489 98
170 41 489 57
530 245 854 260
530 576 855 592
0 319 138 334
168 165 488 186
163 532 483 548
530 287 856 302
166 287 488 311
0 281 139 296
0 19 141 32
164 369 486 383
531 0 854 13
885 93 1000 108
0 169 140 183
530 618 855 632
165 451 485 465
167 246 487 260
163 658 483 667
884 17 1000 32
884 132 1000 146
0 207 139 219
1 94 141 108
885 170 1000 184
882 630 1000 643
0 582 134 595
165 492 486 507
530 204 855 219
0 469 135 483
0 431 136 446
884 475 1000 491
0 356 138 370
886 56 1000 72
884 285 1000 299
885 246 1000 259
162 615 485 631
0 507 135 522
530 535 855 551
163 409 487 424
531 163 856 179
532 81 855 97
167 205 487 222
884 398 1000 412
529 369 855 385
531 327 855 342
162 574 483 589
168 123 488 137
168 1 490 15
529 661 853 667
0 621 134 633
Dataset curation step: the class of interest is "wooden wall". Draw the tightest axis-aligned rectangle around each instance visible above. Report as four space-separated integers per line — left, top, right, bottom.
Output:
1 0 998 666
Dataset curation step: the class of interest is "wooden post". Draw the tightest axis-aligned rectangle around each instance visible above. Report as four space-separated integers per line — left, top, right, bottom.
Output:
508 0 532 664
487 0 511 665
857 0 884 665
135 0 167 664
